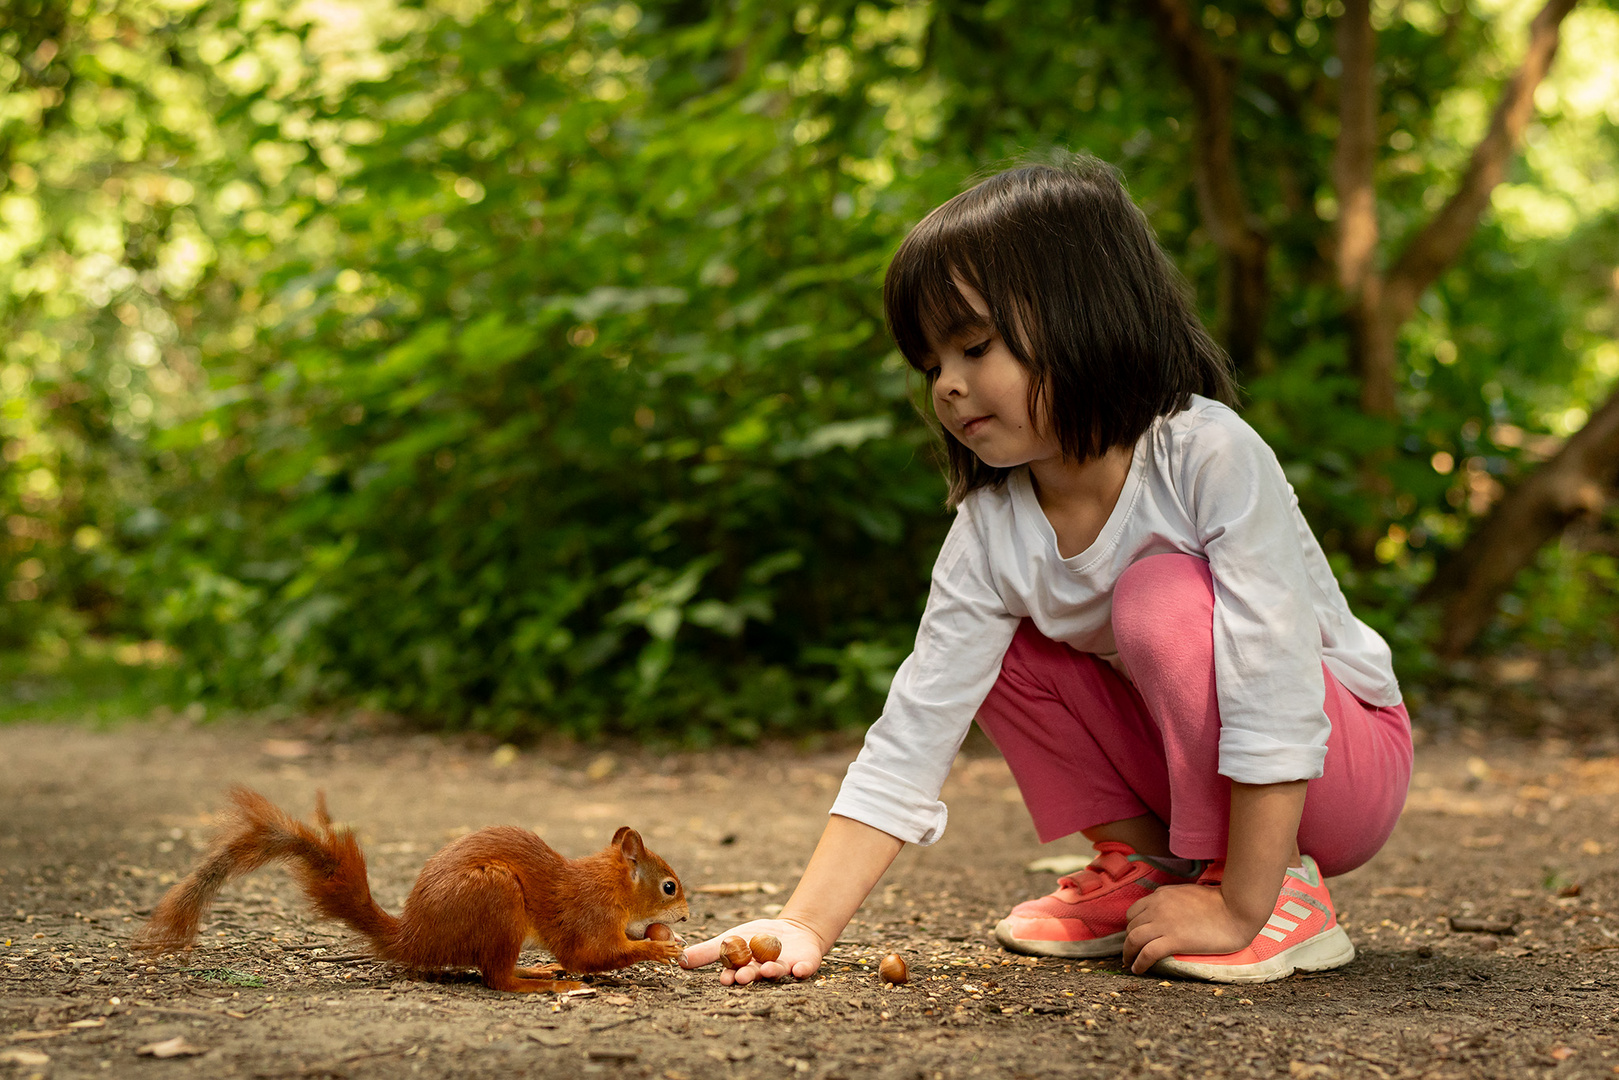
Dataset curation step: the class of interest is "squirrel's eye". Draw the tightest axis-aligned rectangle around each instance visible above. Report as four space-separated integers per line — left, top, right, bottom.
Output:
662 880 676 896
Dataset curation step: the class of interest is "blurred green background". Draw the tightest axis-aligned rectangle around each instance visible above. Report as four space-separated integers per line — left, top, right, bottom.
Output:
2 0 1617 739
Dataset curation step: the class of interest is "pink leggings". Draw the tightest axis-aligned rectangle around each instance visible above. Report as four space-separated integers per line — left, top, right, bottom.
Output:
975 554 1412 878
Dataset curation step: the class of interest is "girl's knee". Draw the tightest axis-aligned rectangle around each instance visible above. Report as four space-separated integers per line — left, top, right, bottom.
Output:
1112 554 1214 664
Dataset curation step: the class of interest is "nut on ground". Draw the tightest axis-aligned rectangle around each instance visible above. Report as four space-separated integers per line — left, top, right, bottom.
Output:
879 953 908 984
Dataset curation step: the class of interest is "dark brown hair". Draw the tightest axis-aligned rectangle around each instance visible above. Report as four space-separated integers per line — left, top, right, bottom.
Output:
883 154 1238 507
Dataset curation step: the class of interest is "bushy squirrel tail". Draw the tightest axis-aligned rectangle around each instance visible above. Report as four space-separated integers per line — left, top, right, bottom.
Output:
133 786 400 956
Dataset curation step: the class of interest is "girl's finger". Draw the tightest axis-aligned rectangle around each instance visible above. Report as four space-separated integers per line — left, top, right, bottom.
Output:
1131 936 1174 975
1122 923 1157 968
678 946 711 969
679 933 732 969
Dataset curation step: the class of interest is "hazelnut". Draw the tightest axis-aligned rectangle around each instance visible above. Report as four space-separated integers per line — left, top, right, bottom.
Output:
719 936 753 969
878 953 908 985
645 923 674 942
748 934 782 964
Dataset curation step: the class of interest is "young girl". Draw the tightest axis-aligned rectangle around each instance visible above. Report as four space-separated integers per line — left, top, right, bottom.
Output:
681 156 1411 985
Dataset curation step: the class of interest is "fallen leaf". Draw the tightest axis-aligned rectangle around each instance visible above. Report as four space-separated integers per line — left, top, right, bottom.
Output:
259 739 310 760
7 1030 66 1042
0 1049 50 1066
603 994 633 1006
527 1032 573 1047
66 1019 106 1029
694 881 780 896
1025 853 1094 875
137 1036 206 1058
1551 1047 1576 1061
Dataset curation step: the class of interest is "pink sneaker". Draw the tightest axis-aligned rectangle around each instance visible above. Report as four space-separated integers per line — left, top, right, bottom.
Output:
1151 855 1355 983
994 842 1205 959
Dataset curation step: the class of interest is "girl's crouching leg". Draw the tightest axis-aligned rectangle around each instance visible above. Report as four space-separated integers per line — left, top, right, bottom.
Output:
975 620 1167 844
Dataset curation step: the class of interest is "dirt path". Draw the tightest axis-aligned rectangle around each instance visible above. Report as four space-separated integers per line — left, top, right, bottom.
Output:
2 717 1617 1079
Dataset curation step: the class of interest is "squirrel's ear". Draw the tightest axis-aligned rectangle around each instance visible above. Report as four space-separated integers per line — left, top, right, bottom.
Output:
615 827 647 863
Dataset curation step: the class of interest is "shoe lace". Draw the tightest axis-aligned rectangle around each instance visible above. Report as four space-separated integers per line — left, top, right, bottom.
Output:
1054 841 1137 898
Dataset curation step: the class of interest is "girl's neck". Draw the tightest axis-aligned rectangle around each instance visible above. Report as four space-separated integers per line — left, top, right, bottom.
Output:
1028 444 1135 559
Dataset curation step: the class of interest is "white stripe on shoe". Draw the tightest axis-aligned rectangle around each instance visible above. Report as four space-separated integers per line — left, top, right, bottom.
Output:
1281 900 1314 921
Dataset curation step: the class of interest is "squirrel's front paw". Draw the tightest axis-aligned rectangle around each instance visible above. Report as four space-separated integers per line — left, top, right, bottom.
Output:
649 940 683 964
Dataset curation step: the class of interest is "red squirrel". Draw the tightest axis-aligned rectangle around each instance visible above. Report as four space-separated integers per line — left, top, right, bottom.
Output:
133 786 688 993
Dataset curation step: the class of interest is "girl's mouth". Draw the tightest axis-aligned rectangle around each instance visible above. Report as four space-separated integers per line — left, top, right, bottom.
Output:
959 415 991 437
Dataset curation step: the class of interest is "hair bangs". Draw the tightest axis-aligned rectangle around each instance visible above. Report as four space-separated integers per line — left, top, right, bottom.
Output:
884 214 992 372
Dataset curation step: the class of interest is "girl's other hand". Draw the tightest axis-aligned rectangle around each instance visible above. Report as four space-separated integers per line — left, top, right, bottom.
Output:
1121 883 1257 975
678 918 827 985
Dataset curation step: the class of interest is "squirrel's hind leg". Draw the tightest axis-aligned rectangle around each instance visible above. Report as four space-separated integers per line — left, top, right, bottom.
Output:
478 941 582 992
483 969 585 993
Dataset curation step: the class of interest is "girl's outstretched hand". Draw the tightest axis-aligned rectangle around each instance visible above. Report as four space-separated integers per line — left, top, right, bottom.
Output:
679 918 826 986
1121 883 1257 975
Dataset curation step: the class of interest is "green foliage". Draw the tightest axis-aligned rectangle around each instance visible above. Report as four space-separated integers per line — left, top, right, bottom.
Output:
3 0 1618 736
0 640 185 726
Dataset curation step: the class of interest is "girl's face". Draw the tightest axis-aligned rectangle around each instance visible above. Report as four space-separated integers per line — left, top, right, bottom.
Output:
924 279 1059 469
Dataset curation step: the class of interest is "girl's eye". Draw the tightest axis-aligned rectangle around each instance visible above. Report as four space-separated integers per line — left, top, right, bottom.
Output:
963 339 991 358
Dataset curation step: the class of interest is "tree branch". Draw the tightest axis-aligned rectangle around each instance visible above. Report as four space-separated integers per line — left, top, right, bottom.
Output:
1426 382 1619 657
1144 0 1270 372
1383 0 1578 326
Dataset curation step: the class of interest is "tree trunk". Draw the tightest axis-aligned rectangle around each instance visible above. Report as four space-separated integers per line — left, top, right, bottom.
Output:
1336 0 1577 418
1144 0 1271 374
1425 385 1619 658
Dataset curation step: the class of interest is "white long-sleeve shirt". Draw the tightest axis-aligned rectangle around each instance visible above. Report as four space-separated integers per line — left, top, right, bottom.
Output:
829 395 1401 846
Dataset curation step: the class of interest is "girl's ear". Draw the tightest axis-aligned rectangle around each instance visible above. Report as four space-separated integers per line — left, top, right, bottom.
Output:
615 827 648 864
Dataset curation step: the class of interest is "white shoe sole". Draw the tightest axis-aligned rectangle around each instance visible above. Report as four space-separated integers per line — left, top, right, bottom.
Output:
994 920 1126 959
1151 924 1355 984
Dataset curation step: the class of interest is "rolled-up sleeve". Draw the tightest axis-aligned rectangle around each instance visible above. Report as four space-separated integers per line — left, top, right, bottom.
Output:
829 502 1020 845
1182 411 1331 784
